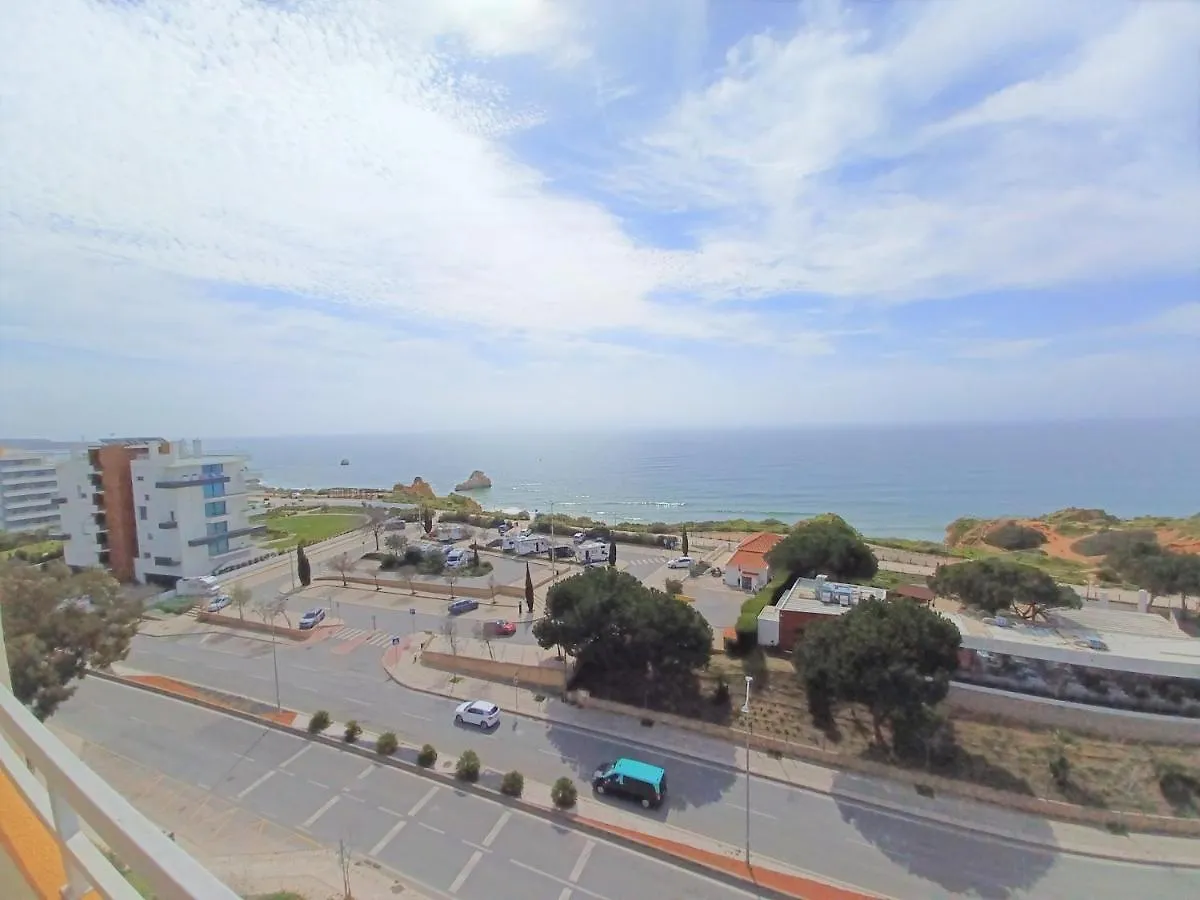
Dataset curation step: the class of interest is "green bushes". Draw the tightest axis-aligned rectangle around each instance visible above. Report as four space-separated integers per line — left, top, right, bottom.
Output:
307 710 331 734
376 731 399 756
1071 529 1158 558
734 574 791 650
343 720 362 744
500 771 525 797
664 578 684 597
983 522 1047 551
417 744 437 767
551 776 578 809
455 749 481 782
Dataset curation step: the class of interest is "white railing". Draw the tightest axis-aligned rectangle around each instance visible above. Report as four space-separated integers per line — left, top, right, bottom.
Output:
0 687 240 900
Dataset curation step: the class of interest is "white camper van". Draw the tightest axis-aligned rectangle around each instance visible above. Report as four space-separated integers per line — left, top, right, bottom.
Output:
515 535 551 556
175 576 221 598
575 541 610 565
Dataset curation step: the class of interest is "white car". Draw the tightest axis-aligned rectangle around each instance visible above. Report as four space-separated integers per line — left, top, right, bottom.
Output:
206 595 232 613
454 700 500 729
666 556 694 569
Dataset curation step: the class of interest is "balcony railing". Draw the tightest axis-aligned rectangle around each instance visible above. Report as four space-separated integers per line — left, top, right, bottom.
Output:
152 557 180 567
0 640 240 899
154 475 230 490
158 520 178 530
187 524 266 547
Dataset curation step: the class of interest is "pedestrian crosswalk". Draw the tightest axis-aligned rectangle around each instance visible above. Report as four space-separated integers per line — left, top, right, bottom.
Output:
331 626 399 647
624 554 678 567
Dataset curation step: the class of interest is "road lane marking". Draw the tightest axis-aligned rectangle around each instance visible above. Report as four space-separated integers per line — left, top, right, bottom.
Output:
724 802 777 820
538 749 561 758
235 770 276 800
368 818 407 856
306 779 330 790
482 810 511 848
509 860 611 900
557 889 572 900
449 850 483 894
344 697 370 707
279 744 313 770
356 764 375 780
417 822 444 835
398 710 431 721
569 840 595 882
378 807 406 818
129 715 149 726
302 795 340 828
407 786 438 817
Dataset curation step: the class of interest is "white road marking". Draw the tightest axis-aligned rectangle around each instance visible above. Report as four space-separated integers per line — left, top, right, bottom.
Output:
302 795 340 828
129 715 149 726
538 749 561 758
378 807 407 818
482 810 511 848
408 785 439 817
398 710 431 721
235 770 276 800
417 822 444 835
449 850 483 894
279 744 313 770
307 780 330 790
356 763 375 780
569 840 595 882
724 802 777 820
557 889 572 900
509 860 612 900
344 697 370 707
368 818 407 856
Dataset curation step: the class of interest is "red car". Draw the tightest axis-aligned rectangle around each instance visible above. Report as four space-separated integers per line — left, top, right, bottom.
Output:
487 619 516 637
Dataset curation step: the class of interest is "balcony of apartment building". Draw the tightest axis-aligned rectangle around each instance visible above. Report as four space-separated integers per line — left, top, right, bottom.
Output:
154 473 230 490
186 525 266 549
152 556 181 568
1 626 239 899
87 473 103 491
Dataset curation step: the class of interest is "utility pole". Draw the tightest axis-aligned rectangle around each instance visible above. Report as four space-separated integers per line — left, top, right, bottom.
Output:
742 675 753 865
270 612 281 711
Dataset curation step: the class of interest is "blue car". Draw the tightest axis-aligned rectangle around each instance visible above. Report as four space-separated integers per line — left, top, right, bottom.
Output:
448 598 479 615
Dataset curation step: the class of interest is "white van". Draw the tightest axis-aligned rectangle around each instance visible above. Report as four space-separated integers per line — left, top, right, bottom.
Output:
445 548 470 569
176 576 221 597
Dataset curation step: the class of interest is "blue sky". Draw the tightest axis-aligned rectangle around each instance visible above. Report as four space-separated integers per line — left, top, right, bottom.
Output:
1 0 1198 438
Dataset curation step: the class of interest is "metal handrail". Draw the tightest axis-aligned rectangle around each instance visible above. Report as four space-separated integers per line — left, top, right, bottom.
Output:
0 686 240 900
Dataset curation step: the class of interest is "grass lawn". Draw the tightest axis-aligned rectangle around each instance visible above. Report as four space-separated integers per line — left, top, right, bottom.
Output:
262 513 364 549
0 539 64 561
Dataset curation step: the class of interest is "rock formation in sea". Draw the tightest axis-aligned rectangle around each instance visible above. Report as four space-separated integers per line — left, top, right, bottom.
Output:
391 477 436 500
454 470 493 491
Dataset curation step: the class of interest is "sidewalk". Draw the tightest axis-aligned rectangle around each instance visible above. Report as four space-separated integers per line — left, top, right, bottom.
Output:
382 645 1200 869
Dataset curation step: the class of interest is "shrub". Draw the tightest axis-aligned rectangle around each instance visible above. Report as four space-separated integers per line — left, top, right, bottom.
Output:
343 720 363 743
712 674 731 706
983 522 1047 551
307 710 331 734
1049 752 1071 789
379 553 402 571
689 560 711 577
499 770 525 797
376 731 399 755
402 547 424 566
417 744 437 767
1071 529 1158 558
455 749 481 782
664 578 684 597
551 776 578 809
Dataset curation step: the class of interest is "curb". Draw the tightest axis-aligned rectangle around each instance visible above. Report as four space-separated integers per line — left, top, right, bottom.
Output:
85 669 874 900
376 660 1200 869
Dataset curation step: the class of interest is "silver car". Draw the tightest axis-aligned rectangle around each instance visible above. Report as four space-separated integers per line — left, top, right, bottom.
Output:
454 700 500 729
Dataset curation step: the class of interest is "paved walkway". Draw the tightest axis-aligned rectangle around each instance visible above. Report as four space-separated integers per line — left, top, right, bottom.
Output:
382 646 1200 869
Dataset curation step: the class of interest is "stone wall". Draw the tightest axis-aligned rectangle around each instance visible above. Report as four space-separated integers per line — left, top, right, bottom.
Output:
420 650 567 691
945 682 1200 745
195 611 314 642
572 692 1200 837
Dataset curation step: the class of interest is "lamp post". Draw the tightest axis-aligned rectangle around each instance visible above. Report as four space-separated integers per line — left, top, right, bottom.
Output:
741 675 753 865
270 614 281 712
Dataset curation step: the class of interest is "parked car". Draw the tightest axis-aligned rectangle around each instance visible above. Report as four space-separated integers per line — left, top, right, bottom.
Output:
484 619 516 637
591 758 667 809
445 548 470 568
206 595 232 613
666 556 693 569
553 545 573 559
448 597 479 615
455 700 500 729
573 532 585 544
298 607 326 630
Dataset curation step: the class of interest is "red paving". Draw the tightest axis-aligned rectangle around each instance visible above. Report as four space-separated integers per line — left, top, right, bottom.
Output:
577 817 883 900
122 674 298 726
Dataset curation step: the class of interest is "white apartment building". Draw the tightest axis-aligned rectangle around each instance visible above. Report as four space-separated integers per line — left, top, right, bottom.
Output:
0 448 63 534
57 438 264 584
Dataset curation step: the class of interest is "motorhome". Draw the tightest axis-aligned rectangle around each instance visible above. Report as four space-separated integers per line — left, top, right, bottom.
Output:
514 535 552 556
437 523 468 542
501 530 531 551
445 548 471 569
575 540 609 565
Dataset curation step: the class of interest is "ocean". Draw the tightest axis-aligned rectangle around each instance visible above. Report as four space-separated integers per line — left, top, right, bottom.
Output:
205 420 1200 542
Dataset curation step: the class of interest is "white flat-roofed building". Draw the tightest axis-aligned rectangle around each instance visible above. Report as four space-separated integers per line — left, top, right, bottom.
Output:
0 447 64 534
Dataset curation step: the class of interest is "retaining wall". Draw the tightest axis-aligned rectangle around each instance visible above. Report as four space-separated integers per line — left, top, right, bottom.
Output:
420 650 568 691
571 693 1200 837
945 682 1200 745
315 570 555 598
195 611 317 642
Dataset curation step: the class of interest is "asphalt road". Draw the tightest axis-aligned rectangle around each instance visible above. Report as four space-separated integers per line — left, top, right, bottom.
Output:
54 678 757 900
123 633 1200 900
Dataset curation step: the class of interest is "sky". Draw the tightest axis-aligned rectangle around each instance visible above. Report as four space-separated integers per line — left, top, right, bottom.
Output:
1 0 1198 439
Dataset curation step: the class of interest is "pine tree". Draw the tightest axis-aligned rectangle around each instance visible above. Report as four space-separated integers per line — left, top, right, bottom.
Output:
297 542 312 586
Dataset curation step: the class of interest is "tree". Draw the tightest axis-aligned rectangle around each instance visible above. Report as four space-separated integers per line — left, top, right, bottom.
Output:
798 597 961 751
441 619 459 655
365 507 387 551
533 567 712 678
928 558 1080 620
421 507 434 536
0 562 140 720
681 528 689 558
1106 542 1200 610
608 539 617 567
445 571 458 598
384 533 407 556
524 562 535 614
766 514 877 582
329 552 354 587
296 543 312 587
472 542 481 570
230 584 252 621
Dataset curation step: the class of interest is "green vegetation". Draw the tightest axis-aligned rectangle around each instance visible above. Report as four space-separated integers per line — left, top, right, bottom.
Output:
551 776 578 809
945 517 985 546
376 731 399 755
983 522 1047 551
262 512 364 549
1072 529 1158 558
0 538 64 563
0 527 57 553
867 536 959 556
500 770 525 797
928 558 1082 619
455 749 481 782
1105 541 1200 608
799 596 961 752
735 573 789 643
152 595 196 615
343 719 362 743
766 514 878 582
530 511 789 539
307 710 331 734
534 568 712 684
297 542 311 586
664 577 684 596
105 851 157 898
417 744 437 767
1 561 140 720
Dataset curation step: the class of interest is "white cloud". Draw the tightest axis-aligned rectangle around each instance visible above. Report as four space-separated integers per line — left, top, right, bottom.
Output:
1135 303 1200 338
952 338 1051 361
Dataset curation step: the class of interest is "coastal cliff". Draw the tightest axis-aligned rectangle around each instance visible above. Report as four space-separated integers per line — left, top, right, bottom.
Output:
391 478 436 502
455 470 493 491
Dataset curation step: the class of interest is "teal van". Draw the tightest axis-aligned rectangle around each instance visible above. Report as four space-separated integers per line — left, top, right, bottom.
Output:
591 758 667 809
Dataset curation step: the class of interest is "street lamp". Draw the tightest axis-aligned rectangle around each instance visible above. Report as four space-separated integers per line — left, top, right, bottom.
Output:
270 611 282 712
741 675 753 865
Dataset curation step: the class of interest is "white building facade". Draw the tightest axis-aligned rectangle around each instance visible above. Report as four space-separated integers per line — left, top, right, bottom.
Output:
0 449 63 534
